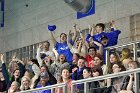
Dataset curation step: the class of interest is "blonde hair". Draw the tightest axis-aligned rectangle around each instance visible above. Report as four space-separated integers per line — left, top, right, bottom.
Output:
20 76 31 91
120 48 131 62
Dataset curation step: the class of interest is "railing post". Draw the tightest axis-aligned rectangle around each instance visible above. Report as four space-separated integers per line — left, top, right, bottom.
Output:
84 82 88 93
63 85 67 93
134 72 139 93
71 83 75 93
133 43 137 61
51 88 54 93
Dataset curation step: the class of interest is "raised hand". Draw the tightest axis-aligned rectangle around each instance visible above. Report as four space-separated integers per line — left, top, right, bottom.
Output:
0 54 4 62
39 43 42 48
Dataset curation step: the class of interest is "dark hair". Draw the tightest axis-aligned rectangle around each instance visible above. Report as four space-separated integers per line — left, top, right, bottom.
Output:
73 53 80 59
46 41 50 47
88 47 97 53
60 33 67 38
79 56 86 61
96 23 105 31
30 59 40 68
58 54 67 62
100 35 108 41
94 54 104 66
111 62 126 73
40 53 47 59
92 66 103 76
84 67 92 73
11 69 21 83
59 68 70 83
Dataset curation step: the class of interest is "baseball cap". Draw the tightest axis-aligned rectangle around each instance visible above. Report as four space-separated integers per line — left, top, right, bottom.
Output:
100 35 108 41
40 72 49 78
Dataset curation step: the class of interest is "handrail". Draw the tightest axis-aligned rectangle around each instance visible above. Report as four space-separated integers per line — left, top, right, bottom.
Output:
18 83 66 93
105 40 140 49
72 68 140 84
18 68 140 93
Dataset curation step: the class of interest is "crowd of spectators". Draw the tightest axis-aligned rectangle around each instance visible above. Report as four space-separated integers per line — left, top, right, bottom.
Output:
0 21 139 93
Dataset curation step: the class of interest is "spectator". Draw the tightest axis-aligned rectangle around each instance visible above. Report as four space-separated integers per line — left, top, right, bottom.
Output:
0 67 7 92
35 72 51 93
72 56 86 80
107 62 127 93
50 31 73 64
93 55 107 75
120 48 132 70
84 47 97 67
108 52 120 73
8 81 20 93
55 68 73 93
20 76 31 91
51 54 69 80
36 43 54 68
1 54 22 91
91 66 105 93
69 53 80 73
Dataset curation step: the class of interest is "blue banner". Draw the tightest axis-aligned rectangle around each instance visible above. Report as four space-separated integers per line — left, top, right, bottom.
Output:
1 0 4 27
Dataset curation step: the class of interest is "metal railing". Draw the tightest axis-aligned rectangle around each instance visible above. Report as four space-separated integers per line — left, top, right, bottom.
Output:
18 83 66 93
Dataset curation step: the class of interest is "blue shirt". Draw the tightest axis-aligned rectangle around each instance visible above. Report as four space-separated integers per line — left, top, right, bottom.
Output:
35 82 51 93
55 42 73 64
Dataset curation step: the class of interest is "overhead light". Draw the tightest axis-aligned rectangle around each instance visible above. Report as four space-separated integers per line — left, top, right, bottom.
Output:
64 0 92 13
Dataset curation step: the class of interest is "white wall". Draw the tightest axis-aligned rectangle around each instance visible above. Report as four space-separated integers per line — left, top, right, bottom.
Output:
0 0 140 53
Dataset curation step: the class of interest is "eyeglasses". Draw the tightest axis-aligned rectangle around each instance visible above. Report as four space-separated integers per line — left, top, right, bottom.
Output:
112 66 119 69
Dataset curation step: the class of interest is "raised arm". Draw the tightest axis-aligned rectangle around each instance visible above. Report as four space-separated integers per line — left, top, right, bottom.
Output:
72 24 78 43
50 31 57 46
36 43 43 67
93 40 103 55
0 54 10 84
127 74 134 90
110 20 117 30
67 30 73 49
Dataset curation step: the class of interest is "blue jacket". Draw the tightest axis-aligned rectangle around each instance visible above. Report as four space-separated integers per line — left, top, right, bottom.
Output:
35 82 51 93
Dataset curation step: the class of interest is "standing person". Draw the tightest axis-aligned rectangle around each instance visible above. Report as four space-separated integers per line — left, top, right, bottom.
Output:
0 67 7 93
37 41 55 63
55 68 73 93
50 31 73 64
84 47 97 68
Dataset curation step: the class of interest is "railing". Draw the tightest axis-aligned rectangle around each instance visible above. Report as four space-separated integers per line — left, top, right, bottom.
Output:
18 83 66 93
18 41 140 93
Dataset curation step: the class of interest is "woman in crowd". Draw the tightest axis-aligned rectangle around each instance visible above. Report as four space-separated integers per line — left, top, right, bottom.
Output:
107 62 127 93
108 52 120 73
93 54 107 75
8 81 20 93
51 54 69 81
120 48 132 70
55 68 73 93
91 66 106 93
20 76 31 91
